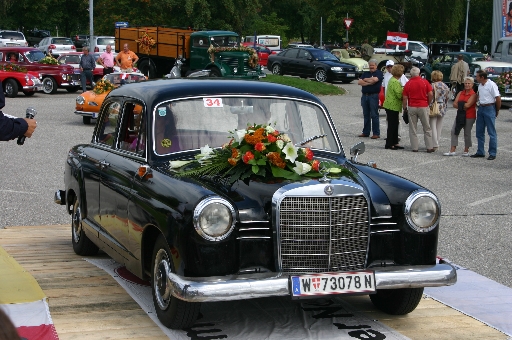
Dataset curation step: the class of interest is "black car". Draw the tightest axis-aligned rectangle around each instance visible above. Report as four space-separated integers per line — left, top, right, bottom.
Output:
268 47 361 83
25 29 50 47
55 79 456 329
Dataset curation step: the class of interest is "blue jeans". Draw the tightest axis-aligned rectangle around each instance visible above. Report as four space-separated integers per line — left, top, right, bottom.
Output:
360 93 380 136
475 105 497 156
80 70 94 92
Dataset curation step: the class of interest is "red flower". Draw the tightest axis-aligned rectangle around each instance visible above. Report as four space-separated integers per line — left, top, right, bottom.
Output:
312 160 320 172
273 130 280 136
266 134 277 143
242 151 254 164
304 148 314 161
255 142 266 152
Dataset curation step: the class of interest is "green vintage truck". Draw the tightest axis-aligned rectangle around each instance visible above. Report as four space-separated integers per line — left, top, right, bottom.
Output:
115 27 265 79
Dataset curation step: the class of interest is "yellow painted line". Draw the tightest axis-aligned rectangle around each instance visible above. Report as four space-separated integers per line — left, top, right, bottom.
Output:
0 245 45 304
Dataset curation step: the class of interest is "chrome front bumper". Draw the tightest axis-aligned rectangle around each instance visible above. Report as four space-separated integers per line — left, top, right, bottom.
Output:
168 262 457 302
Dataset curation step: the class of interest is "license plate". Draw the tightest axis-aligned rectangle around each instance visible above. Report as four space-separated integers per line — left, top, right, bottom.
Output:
6 43 17 46
92 112 98 119
346 73 355 77
506 89 512 94
291 271 375 297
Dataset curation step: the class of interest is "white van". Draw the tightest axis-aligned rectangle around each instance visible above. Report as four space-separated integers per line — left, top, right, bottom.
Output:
373 40 428 62
491 37 512 63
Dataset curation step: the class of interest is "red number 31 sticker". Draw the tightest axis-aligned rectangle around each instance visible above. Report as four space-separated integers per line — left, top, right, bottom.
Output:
203 98 223 107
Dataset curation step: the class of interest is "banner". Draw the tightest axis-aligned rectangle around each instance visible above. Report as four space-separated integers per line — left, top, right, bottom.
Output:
386 31 408 46
503 0 512 36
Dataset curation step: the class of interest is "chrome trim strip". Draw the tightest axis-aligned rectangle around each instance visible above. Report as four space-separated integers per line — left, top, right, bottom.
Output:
371 216 393 219
236 236 271 239
370 229 400 234
167 263 457 302
238 227 270 231
239 220 270 224
370 222 397 226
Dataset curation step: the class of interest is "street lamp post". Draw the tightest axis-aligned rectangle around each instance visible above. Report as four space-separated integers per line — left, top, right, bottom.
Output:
464 0 470 51
89 0 95 52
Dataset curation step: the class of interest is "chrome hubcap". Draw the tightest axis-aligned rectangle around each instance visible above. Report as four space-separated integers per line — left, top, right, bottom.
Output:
72 203 82 243
316 70 327 82
154 249 171 309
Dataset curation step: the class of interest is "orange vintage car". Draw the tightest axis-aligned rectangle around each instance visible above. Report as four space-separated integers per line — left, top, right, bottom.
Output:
75 72 147 124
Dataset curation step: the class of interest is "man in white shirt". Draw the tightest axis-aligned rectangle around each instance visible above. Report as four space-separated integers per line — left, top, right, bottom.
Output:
471 70 501 160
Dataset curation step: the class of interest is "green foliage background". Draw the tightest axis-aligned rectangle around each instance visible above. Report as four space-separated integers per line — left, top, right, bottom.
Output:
0 0 493 51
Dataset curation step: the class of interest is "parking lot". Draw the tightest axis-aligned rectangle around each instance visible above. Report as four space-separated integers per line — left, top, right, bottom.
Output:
0 83 511 287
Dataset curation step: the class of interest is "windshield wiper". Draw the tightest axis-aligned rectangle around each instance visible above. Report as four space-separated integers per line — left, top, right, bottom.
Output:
295 134 327 146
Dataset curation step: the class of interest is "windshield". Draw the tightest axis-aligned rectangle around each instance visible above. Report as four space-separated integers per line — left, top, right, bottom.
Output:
52 38 73 45
474 65 512 77
311 49 339 61
58 54 81 64
211 35 239 47
97 38 115 45
471 56 486 62
25 50 46 62
152 97 339 155
104 73 146 86
0 32 25 40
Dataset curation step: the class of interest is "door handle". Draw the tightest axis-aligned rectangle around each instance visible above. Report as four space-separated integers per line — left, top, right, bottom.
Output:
99 160 110 169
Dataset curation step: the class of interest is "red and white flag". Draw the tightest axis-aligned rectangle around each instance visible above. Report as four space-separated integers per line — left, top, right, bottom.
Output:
386 31 408 46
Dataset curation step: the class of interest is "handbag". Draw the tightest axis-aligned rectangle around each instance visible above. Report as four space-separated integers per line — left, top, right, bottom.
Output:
429 85 441 117
402 109 409 124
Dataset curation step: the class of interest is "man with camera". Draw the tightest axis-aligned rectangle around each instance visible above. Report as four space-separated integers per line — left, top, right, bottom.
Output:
0 86 37 141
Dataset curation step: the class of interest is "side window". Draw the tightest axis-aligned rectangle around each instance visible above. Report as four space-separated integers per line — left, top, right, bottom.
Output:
508 43 512 56
97 101 121 147
119 102 146 156
0 52 3 61
283 49 298 58
495 41 503 54
297 50 311 59
409 43 419 52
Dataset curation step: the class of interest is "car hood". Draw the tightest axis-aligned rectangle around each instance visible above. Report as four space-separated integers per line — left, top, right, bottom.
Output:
157 161 420 222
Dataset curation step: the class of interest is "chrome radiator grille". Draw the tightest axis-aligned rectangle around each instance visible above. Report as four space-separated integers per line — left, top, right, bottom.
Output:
278 195 369 274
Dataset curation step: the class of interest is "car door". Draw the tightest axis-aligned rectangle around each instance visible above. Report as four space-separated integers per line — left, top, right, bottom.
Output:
295 49 314 76
435 54 454 82
280 48 299 74
100 99 145 261
493 41 503 61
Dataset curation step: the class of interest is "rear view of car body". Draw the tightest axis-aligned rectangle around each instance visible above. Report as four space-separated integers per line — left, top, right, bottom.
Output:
0 30 28 47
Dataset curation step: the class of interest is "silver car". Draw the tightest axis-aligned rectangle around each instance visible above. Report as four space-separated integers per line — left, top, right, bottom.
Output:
37 37 76 57
0 30 28 47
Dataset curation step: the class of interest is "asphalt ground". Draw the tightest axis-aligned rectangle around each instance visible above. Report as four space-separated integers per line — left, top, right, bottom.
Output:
0 81 511 292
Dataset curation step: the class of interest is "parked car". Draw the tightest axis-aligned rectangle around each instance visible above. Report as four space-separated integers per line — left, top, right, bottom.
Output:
0 67 42 97
74 71 146 124
36 37 76 57
374 40 429 63
54 79 456 330
84 36 116 53
0 47 81 94
420 51 485 100
331 48 369 72
25 29 51 47
286 43 314 49
72 34 89 49
57 52 112 83
267 47 360 83
241 42 271 67
0 30 28 48
468 60 512 106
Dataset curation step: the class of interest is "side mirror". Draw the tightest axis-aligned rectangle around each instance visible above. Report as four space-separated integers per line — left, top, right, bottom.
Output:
350 141 365 162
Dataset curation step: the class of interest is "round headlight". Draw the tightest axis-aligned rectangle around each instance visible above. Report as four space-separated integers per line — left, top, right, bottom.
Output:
194 197 236 241
76 96 85 105
404 190 440 232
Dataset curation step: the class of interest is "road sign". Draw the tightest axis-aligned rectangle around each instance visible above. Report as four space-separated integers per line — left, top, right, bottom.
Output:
115 22 129 28
344 18 354 30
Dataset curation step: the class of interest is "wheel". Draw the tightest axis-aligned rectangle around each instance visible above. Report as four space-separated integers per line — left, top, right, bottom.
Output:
4 79 18 98
378 62 386 72
450 85 457 101
271 63 282 75
420 70 429 81
83 116 92 125
209 67 221 77
71 198 99 256
42 77 57 94
370 287 423 315
66 86 79 93
314 68 328 82
138 59 156 79
23 91 36 96
152 235 201 329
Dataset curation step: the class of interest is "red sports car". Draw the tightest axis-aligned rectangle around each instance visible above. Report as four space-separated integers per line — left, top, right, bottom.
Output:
0 66 42 97
241 42 271 67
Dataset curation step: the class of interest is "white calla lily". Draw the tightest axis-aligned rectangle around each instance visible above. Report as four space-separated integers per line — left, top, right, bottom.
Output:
265 125 275 134
293 161 312 175
234 129 247 143
283 142 298 163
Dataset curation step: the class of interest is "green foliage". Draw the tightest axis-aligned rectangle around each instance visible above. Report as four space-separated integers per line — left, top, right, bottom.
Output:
260 75 345 96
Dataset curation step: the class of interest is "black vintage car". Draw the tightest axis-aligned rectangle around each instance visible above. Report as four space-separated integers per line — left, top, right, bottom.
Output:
267 47 360 83
55 79 456 329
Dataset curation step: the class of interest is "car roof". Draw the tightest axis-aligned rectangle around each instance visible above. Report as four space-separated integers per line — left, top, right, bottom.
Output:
0 47 39 52
108 79 322 107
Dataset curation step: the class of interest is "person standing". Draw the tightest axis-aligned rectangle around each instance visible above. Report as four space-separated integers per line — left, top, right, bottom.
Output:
0 84 37 141
79 47 96 92
471 70 501 160
383 64 405 150
360 39 374 61
116 43 139 73
429 70 450 151
382 60 408 140
402 67 434 152
357 59 383 139
444 77 477 156
97 44 115 75
449 54 469 97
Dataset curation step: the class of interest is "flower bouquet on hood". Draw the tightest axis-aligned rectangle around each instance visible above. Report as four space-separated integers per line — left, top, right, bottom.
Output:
171 123 351 183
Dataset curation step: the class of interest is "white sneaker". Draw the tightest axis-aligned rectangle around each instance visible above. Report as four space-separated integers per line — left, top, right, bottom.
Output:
443 152 456 156
462 152 470 157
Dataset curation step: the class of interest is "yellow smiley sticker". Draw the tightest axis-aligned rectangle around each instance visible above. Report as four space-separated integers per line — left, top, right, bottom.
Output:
161 139 172 148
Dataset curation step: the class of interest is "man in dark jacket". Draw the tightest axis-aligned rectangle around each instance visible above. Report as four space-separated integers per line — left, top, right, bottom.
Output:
0 84 37 141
